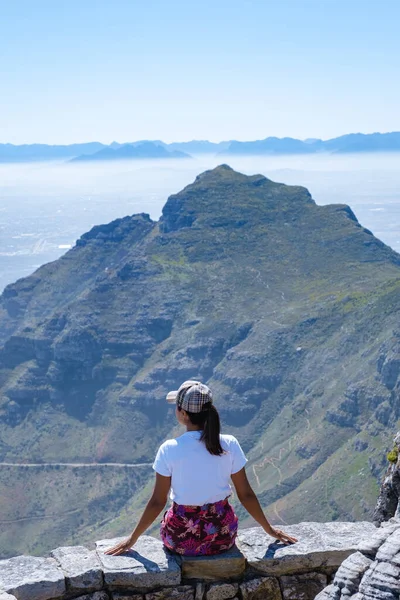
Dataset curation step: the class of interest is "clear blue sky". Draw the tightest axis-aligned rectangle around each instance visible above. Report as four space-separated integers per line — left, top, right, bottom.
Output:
1 0 399 144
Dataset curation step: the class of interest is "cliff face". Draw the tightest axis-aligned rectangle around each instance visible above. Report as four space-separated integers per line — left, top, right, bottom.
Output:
316 431 400 600
1 165 400 556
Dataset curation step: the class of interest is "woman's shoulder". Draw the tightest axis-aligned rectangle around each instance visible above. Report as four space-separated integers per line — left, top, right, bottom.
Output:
220 433 240 447
157 437 179 452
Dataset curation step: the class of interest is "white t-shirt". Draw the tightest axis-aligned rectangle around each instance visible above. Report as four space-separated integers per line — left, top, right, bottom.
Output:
152 431 248 506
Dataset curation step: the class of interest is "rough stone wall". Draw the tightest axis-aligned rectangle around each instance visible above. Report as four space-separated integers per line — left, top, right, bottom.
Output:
0 522 375 600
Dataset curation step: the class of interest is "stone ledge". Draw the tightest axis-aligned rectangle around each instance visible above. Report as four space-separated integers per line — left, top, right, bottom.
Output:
0 522 377 600
0 555 66 600
95 536 181 591
237 521 376 576
50 546 104 593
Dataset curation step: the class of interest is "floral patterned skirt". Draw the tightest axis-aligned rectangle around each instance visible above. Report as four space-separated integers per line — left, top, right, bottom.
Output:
160 497 238 556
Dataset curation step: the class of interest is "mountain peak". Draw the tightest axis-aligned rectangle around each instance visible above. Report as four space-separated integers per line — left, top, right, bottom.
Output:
194 164 264 185
159 164 310 233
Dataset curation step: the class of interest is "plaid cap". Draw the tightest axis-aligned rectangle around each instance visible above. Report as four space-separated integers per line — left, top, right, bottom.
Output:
166 380 213 413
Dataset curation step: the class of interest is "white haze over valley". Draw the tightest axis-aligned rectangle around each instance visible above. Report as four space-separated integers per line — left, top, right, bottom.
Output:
0 153 400 293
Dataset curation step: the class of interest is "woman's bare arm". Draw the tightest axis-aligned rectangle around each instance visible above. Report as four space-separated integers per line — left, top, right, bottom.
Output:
231 467 297 544
105 473 171 555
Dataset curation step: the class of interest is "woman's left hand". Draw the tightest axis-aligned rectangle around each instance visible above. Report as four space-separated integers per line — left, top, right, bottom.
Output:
104 536 137 556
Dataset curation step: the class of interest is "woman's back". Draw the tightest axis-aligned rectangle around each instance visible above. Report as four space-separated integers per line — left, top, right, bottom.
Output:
153 431 247 505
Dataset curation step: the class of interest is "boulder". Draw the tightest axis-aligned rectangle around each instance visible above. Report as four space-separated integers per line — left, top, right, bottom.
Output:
280 572 327 600
50 545 103 592
95 536 180 590
237 522 375 576
205 583 238 600
0 555 65 600
239 576 281 600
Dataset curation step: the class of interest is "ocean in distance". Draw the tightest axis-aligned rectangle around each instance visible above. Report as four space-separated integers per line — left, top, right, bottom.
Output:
0 152 399 293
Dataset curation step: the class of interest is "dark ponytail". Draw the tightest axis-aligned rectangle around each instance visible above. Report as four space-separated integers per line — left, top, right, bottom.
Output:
186 402 224 456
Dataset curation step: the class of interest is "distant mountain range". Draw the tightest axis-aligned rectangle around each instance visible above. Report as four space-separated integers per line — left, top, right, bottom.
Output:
222 132 400 155
70 142 191 162
1 132 400 162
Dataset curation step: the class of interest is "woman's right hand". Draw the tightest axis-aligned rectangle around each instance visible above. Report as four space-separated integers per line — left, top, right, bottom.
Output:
267 526 298 544
105 535 137 556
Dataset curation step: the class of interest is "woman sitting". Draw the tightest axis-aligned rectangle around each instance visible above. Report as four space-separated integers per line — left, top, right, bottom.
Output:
105 380 297 556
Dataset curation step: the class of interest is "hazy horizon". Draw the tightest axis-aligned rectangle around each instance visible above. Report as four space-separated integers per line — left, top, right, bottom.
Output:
2 131 400 146
1 152 400 293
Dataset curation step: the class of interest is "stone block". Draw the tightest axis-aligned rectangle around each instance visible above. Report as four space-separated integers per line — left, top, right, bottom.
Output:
240 576 281 600
206 583 238 600
0 555 66 600
145 586 194 599
181 545 245 581
280 572 327 600
74 593 110 600
112 594 143 600
237 521 375 577
51 545 103 592
96 536 180 591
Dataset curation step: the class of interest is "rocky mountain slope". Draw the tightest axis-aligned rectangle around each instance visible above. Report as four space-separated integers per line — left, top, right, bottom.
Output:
1 165 400 557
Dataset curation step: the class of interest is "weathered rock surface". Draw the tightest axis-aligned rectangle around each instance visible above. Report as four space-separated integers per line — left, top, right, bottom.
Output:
95 536 180 590
358 522 400 558
50 545 103 591
237 521 375 576
280 572 327 600
145 586 195 600
205 583 238 600
112 593 143 600
0 593 18 600
74 593 109 600
0 555 65 600
239 576 281 600
180 545 245 581
316 520 400 599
